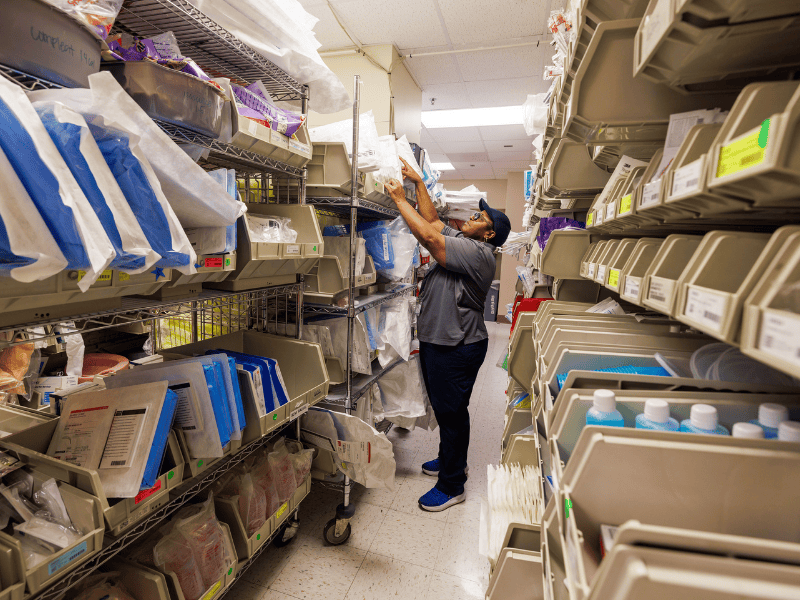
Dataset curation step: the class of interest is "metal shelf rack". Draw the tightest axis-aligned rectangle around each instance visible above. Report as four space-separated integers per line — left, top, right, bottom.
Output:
321 356 408 407
303 285 415 317
307 196 401 220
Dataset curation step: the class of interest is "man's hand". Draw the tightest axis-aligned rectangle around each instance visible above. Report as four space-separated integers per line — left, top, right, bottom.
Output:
400 157 423 185
385 179 407 205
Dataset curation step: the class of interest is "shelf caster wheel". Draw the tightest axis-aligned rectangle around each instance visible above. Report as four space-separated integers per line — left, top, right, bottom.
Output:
323 518 351 545
275 518 299 548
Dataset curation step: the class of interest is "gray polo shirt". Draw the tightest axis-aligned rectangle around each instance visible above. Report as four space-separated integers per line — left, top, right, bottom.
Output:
417 225 496 346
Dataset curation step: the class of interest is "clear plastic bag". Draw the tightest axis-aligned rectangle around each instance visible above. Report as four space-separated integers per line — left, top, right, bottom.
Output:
268 439 298 503
41 0 124 39
0 481 36 522
247 216 297 243
238 472 267 537
248 452 282 517
153 529 205 600
14 516 80 551
309 111 381 172
290 448 314 487
377 217 418 282
173 497 228 588
33 478 73 530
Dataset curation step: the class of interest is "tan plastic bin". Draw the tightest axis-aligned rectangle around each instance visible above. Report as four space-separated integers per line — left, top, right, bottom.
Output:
0 537 24 600
641 234 703 315
306 142 365 197
147 253 237 300
618 238 663 304
543 139 611 197
303 255 377 304
592 240 620 285
541 231 592 280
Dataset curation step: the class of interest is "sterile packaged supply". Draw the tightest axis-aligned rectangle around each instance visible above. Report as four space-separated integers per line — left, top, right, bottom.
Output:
107 31 213 82
231 80 306 138
309 110 382 172
268 438 299 503
42 0 124 39
247 216 298 243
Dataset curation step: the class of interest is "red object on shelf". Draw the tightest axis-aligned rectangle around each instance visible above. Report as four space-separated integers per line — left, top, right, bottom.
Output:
80 353 130 384
511 298 552 333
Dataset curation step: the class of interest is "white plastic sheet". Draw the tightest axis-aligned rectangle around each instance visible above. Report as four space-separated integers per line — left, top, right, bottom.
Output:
309 111 381 172
523 93 549 137
376 357 427 421
30 73 246 230
376 296 412 368
395 135 423 180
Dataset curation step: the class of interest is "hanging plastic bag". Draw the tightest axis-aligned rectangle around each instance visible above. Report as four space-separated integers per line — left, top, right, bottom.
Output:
290 448 314 487
173 496 228 589
0 76 115 290
377 358 428 422
395 135 423 180
377 217 418 282
268 439 298 503
523 93 549 137
420 148 441 195
374 135 401 184
153 529 206 600
55 323 85 379
376 296 412 367
41 0 123 39
29 73 246 230
33 101 161 274
309 111 381 172
238 473 267 537
248 452 282 517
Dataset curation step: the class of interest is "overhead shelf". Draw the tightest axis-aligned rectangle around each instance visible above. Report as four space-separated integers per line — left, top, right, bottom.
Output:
634 0 800 93
303 285 415 316
306 196 401 220
542 139 612 198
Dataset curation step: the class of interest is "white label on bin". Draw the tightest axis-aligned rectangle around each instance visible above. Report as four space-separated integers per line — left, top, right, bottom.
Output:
759 309 800 366
100 408 148 469
623 276 641 299
597 264 607 283
588 263 596 279
290 403 308 421
684 287 727 332
48 541 87 576
247 119 259 136
336 440 371 464
647 276 674 305
605 203 615 221
596 210 604 225
285 244 301 255
640 179 662 208
382 234 390 261
670 159 703 198
290 140 308 154
169 383 202 431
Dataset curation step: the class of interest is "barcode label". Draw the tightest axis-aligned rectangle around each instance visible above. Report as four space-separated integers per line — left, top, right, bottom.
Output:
670 159 703 198
110 460 125 466
640 179 662 208
758 309 800 367
605 203 615 220
623 276 641 299
684 287 727 332
588 263 596 278
647 276 674 305
597 264 607 282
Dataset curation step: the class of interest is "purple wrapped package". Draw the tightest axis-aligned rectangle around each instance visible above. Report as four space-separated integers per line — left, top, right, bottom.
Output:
231 82 305 138
537 217 585 251
107 33 212 82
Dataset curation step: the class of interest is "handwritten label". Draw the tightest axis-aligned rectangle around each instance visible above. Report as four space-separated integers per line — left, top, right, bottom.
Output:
134 479 162 505
623 276 641 299
717 125 766 179
48 541 87 576
671 158 703 198
684 287 728 332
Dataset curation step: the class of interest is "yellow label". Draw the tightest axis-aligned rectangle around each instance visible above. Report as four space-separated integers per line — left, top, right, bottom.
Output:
607 269 620 288
276 503 288 518
119 272 130 281
716 127 765 179
78 269 113 282
586 212 594 227
618 194 632 215
200 580 222 600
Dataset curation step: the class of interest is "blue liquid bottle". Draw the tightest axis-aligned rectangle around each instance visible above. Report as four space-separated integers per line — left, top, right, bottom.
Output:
635 399 679 431
749 403 789 439
586 389 625 428
779 421 800 442
679 404 729 436
732 422 764 439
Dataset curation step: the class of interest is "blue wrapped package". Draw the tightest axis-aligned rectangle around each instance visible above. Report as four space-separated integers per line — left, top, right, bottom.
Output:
225 356 247 430
34 102 159 273
204 363 232 448
240 362 276 413
0 76 115 288
212 350 289 407
140 388 179 490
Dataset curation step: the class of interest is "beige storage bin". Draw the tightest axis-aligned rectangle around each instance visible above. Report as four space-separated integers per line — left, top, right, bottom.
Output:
563 19 734 147
664 123 753 217
615 150 664 230
591 240 620 285
303 255 377 304
552 279 601 304
708 81 800 208
741 227 800 380
618 238 664 305
560 428 800 598
508 315 536 393
502 410 533 455
0 405 55 440
164 331 329 416
0 470 103 594
579 242 599 278
147 253 237 300
589 542 800 600
305 142 365 197
641 234 703 315
1 429 184 537
675 230 782 343
604 239 638 290
583 240 608 282
541 231 592 280
486 548 544 600
542 492 575 600
534 302 596 334
543 139 611 197
0 537 25 600
634 0 800 92
0 269 169 328
208 205 322 292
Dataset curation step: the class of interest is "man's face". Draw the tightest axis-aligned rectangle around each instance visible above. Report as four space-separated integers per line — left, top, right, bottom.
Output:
461 210 495 243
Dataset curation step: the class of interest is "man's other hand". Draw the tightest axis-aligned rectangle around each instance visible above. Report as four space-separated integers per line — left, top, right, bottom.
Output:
385 179 406 204
400 157 423 185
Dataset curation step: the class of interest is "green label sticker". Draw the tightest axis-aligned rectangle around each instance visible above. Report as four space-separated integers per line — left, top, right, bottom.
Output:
716 125 766 179
198 459 204 468
608 269 620 288
256 534 261 540
225 258 231 266
586 212 594 227
168 471 174 480
228 568 233 576
758 118 770 149
618 195 632 215
273 413 278 420
313 245 317 251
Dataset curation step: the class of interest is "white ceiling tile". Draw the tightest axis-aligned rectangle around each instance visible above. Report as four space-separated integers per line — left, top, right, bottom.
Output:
405 54 462 87
452 161 492 170
478 124 530 141
466 76 550 109
491 159 533 170
461 167 496 179
440 171 465 180
493 167 510 179
303 2 356 50
488 150 535 161
456 46 547 82
329 0 449 49
446 152 491 163
422 83 473 111
437 0 550 45
436 140 486 154
483 139 532 152
428 153 450 163
424 127 483 142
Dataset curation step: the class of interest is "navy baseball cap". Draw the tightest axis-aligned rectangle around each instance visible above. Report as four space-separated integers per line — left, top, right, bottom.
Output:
479 198 511 247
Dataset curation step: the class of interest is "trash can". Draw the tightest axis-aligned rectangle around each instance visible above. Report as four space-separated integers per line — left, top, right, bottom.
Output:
484 280 501 322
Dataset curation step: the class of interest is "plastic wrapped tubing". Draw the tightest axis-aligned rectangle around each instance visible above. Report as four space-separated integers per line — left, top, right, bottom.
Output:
0 76 115 290
173 496 228 589
29 73 246 230
153 529 205 600
537 217 585 251
41 0 124 39
33 102 161 273
268 439 298 503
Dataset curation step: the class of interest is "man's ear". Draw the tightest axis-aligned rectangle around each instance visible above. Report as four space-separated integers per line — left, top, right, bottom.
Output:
484 230 496 242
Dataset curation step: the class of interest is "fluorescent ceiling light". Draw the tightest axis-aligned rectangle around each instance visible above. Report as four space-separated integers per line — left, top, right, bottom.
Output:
432 162 455 171
422 105 524 129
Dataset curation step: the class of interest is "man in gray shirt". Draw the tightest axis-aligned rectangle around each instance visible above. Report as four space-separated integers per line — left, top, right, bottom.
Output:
385 158 510 511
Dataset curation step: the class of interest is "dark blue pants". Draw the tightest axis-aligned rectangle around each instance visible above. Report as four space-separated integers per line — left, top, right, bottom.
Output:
419 338 489 496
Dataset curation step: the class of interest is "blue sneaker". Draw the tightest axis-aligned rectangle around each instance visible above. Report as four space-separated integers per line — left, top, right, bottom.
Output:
421 458 469 478
419 486 466 512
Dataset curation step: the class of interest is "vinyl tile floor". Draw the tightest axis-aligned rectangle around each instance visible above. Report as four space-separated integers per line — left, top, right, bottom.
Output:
229 321 512 600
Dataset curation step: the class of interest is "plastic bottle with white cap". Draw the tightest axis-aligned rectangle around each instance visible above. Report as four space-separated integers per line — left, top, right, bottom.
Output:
778 421 800 442
749 403 789 439
585 389 625 427
732 422 764 439
635 399 679 431
679 404 729 435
